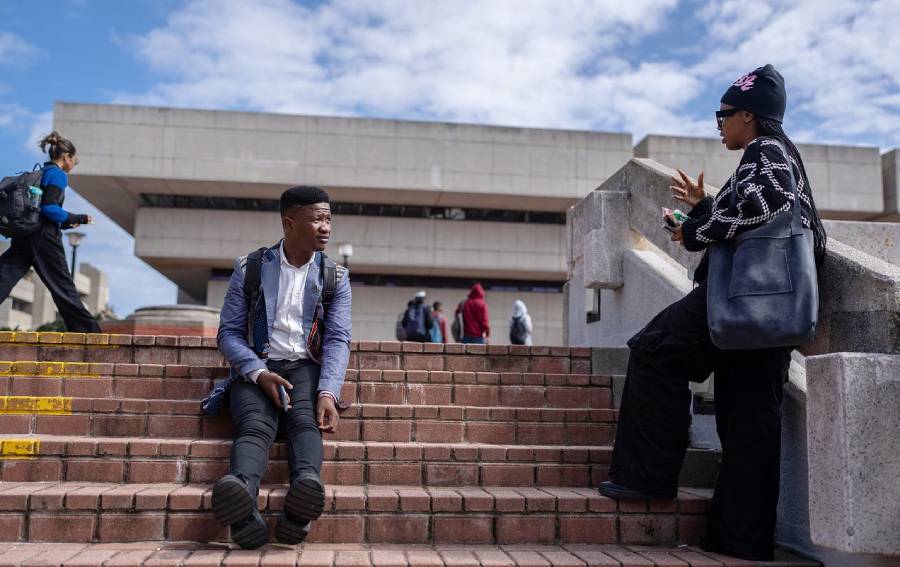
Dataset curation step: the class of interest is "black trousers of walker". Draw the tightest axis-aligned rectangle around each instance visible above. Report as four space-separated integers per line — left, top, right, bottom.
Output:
228 359 323 498
0 221 100 333
608 281 791 560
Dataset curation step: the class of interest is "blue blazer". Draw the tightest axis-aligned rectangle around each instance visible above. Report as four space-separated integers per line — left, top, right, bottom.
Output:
217 242 352 399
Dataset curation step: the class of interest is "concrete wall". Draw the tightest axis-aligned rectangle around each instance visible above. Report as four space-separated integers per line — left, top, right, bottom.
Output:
208 277 563 346
55 102 634 232
134 208 567 281
822 220 900 267
635 134 884 216
882 149 900 219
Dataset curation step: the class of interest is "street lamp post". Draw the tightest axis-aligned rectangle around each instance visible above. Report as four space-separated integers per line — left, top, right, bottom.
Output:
66 231 86 275
338 243 353 270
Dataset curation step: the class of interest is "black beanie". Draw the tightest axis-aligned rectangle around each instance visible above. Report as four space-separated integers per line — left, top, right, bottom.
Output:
720 64 786 123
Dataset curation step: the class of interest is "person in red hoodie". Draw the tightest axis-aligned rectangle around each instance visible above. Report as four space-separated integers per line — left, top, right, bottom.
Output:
456 283 490 344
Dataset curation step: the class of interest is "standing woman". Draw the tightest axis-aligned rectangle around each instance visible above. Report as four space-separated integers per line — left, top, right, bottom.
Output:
598 65 826 561
0 132 100 333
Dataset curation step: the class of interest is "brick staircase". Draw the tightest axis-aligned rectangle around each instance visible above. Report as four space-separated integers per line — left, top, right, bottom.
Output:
0 332 818 566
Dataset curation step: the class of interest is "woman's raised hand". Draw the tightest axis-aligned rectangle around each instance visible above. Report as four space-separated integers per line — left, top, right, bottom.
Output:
670 169 705 208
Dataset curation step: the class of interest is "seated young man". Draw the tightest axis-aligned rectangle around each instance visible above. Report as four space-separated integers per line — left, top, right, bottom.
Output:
213 185 351 548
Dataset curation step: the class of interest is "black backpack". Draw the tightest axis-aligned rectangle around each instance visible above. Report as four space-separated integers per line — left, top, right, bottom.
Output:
403 304 427 337
510 315 528 345
0 165 44 238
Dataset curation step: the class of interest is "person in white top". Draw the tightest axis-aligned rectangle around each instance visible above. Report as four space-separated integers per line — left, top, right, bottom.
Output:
508 299 533 346
213 186 352 548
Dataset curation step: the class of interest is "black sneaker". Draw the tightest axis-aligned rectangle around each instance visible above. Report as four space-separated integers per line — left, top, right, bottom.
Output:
597 480 673 500
283 473 326 524
211 475 267 549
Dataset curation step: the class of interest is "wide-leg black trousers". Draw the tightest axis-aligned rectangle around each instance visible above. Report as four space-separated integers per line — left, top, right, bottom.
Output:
608 281 791 560
0 222 100 333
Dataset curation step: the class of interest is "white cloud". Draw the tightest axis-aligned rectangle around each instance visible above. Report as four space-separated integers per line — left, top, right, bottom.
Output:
0 32 45 68
692 0 900 146
23 111 52 159
117 0 687 138
117 0 900 148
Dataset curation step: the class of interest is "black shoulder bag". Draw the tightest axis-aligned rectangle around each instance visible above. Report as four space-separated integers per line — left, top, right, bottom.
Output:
706 141 818 350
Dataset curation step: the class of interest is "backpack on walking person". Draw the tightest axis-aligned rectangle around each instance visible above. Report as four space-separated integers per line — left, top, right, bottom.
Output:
451 301 465 342
510 315 528 345
0 165 44 238
403 303 427 338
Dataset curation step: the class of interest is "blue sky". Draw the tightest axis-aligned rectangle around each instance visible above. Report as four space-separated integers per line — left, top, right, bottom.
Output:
2 0 899 317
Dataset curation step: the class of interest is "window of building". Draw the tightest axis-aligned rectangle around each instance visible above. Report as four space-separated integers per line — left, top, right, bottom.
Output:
11 299 31 314
586 288 601 323
141 194 567 225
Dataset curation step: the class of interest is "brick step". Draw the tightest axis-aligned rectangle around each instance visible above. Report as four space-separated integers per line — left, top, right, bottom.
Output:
0 482 710 546
0 361 605 388
0 542 822 566
0 401 615 445
0 334 591 373
0 437 612 487
0 377 611 410
0 395 614 421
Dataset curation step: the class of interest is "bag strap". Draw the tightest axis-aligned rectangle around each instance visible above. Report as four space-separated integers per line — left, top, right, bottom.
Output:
244 246 267 345
319 252 339 319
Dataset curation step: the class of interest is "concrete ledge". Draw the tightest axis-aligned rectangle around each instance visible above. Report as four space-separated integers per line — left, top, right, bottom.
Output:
806 352 900 555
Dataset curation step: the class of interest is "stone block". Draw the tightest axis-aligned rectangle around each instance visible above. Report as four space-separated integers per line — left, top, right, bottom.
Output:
807 352 900 554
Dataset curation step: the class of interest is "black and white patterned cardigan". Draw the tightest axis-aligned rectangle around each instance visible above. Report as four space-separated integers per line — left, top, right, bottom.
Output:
681 136 814 252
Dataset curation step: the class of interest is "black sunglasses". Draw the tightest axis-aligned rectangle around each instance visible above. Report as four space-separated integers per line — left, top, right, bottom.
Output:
715 108 741 128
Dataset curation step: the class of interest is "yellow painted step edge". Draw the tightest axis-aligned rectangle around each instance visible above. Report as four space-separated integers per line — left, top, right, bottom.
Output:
0 361 101 378
0 438 40 458
0 396 72 415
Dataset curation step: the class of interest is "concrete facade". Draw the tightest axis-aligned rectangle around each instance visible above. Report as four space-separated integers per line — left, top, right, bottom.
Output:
635 134 884 217
882 149 900 219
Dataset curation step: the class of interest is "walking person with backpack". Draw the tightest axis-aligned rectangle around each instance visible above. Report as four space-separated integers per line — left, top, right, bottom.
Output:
597 65 826 561
455 283 490 344
213 185 351 548
508 299 533 346
0 132 99 333
401 290 434 342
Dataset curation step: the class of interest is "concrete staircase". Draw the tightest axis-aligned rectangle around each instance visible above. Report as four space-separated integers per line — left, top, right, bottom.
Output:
0 332 818 566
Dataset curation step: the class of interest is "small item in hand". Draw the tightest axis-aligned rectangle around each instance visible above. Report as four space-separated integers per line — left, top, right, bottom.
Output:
277 384 291 411
662 207 686 232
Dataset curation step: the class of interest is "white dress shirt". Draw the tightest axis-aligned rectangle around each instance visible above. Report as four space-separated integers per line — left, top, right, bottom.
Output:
248 242 314 383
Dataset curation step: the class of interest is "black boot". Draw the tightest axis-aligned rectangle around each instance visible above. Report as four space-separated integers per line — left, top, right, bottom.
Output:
212 475 267 549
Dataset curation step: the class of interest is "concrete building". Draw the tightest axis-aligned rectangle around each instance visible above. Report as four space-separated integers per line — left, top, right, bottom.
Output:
0 243 110 330
54 102 635 345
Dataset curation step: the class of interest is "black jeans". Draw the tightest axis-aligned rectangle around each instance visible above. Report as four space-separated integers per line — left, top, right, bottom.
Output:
0 222 100 333
609 281 791 559
229 359 323 497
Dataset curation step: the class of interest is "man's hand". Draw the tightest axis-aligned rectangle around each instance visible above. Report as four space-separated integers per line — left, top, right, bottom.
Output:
317 395 340 433
257 370 293 410
670 169 705 208
671 224 685 246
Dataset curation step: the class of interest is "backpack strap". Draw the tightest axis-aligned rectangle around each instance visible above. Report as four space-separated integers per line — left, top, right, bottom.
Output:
319 252 344 318
244 247 267 345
